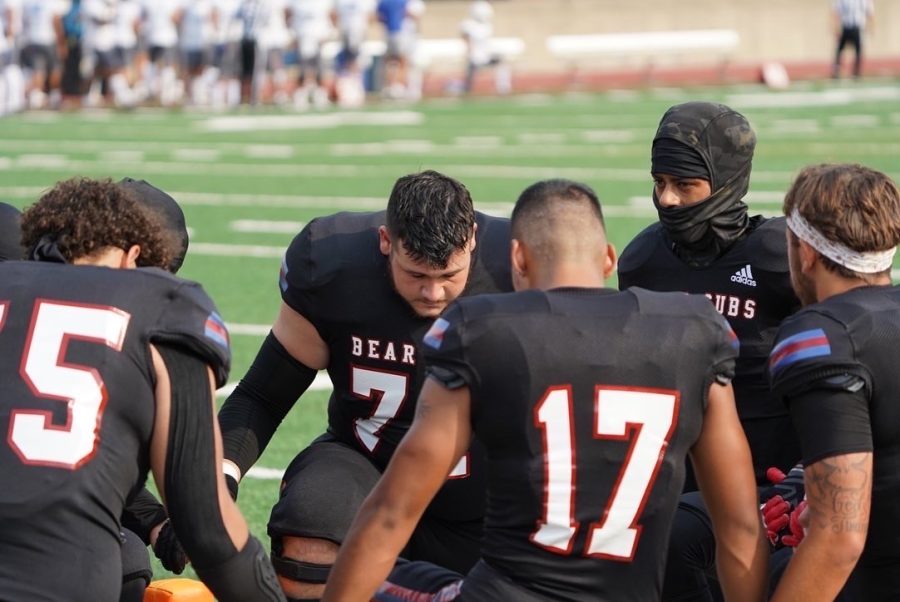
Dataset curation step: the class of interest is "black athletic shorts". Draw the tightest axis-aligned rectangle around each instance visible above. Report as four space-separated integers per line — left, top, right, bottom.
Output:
268 434 483 574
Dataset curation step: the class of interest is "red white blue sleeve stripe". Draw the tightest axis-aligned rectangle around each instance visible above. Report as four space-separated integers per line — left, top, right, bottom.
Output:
769 328 831 376
204 311 230 350
423 317 450 350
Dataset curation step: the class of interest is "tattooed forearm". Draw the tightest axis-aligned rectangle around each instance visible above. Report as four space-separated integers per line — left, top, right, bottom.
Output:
804 452 872 534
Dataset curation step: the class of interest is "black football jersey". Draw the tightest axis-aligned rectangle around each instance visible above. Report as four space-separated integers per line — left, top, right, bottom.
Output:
0 261 230 602
279 210 511 522
618 216 801 484
768 285 900 599
423 287 738 601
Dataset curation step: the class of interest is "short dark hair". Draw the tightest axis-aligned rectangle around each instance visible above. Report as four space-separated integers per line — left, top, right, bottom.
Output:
784 163 900 281
21 177 175 268
512 179 605 235
385 170 476 268
511 179 606 262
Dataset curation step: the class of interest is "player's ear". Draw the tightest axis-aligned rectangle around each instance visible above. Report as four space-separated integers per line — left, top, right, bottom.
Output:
602 243 618 279
797 239 817 273
123 244 141 269
469 223 478 253
378 225 392 256
510 238 528 291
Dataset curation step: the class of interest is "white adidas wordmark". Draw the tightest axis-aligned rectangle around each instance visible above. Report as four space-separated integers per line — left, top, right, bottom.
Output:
730 264 757 287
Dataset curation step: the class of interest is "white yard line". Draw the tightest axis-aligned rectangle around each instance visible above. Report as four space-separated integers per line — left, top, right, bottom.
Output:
727 86 900 108
190 242 284 258
230 219 306 233
199 111 425 132
216 372 332 398
225 322 271 336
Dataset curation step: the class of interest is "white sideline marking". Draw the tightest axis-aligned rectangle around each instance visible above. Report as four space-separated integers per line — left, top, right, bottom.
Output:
245 467 285 480
17 154 68 168
175 192 388 209
173 148 221 162
245 144 295 159
517 132 566 144
453 136 502 147
330 139 435 155
726 86 900 108
99 150 145 162
830 115 880 128
768 119 821 134
230 219 305 234
199 111 424 132
226 322 270 336
216 372 332 398
581 130 637 143
190 242 284 257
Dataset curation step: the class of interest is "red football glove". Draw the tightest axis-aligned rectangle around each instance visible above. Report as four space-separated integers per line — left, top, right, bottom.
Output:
761 494 791 546
781 500 808 548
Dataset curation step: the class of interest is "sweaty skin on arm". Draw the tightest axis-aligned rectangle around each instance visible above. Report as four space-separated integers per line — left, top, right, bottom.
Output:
770 452 872 602
690 382 768 602
149 344 249 550
321 378 472 602
271 301 329 371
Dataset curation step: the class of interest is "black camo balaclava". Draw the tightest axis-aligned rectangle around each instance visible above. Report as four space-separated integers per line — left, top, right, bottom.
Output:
651 101 756 267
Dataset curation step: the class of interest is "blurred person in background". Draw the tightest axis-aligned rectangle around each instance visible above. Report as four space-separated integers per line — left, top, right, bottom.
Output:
258 0 291 105
459 0 510 96
83 0 137 107
140 0 180 105
288 0 332 110
57 0 85 108
331 0 374 107
376 0 407 100
178 0 216 105
832 0 874 79
20 0 68 109
0 0 25 115
209 0 241 108
113 0 142 99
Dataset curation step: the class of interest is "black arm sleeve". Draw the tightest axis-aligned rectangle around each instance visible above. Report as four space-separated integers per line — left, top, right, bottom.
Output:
121 488 168 544
787 374 873 466
217 332 318 478
156 343 284 602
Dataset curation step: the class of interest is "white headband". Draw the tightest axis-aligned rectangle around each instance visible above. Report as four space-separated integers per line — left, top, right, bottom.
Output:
787 208 896 274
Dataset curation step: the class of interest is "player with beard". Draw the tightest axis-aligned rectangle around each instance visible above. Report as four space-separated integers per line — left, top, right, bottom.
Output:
322 179 767 602
617 101 802 600
0 178 285 602
217 170 512 601
768 164 900 601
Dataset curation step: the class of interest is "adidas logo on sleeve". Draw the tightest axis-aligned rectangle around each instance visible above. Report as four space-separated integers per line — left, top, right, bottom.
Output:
730 264 757 287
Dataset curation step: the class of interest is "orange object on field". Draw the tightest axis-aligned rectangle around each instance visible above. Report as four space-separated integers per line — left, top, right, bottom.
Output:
144 578 214 602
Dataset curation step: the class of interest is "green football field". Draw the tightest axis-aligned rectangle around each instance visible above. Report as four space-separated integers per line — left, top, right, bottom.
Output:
2 79 899 581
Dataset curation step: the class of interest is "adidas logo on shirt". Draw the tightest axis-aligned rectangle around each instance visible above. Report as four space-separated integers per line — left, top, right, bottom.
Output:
730 264 757 287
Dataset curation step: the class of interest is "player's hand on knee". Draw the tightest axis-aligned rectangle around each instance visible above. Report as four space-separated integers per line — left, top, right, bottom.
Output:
153 520 188 574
